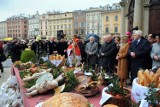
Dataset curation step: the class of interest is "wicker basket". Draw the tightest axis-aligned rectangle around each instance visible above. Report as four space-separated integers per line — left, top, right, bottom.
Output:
61 59 75 72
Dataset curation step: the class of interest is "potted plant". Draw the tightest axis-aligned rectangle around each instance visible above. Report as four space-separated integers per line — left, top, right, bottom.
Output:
144 84 160 107
20 49 35 63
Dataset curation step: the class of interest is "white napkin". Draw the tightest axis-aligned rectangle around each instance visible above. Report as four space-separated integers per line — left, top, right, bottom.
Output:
42 56 48 61
131 78 160 104
84 72 92 76
35 102 44 107
74 69 81 74
139 99 148 107
100 87 112 106
131 78 149 103
50 60 62 67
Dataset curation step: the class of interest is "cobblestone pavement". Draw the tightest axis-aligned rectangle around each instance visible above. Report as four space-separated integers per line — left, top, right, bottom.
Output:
0 67 11 86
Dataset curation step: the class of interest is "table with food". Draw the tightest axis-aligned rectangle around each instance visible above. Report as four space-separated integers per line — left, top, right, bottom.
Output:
6 54 160 107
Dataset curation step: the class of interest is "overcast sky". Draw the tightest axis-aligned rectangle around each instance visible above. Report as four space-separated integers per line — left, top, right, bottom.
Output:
0 0 121 21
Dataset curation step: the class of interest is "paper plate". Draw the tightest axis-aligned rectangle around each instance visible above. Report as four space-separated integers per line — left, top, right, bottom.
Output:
36 73 53 85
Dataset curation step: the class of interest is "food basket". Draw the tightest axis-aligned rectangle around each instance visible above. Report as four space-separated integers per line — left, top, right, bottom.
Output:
131 78 160 104
101 87 131 107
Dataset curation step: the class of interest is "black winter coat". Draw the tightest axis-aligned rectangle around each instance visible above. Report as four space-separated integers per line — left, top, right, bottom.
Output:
99 40 117 68
128 37 151 80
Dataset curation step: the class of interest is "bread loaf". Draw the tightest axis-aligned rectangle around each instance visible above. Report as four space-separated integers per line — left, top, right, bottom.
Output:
42 92 89 107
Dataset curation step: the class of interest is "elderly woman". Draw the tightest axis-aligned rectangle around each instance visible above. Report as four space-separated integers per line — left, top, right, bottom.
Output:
85 37 98 69
150 34 160 68
116 36 130 86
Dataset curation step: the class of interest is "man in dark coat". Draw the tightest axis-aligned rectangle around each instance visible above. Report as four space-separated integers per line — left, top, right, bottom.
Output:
99 34 117 74
85 36 98 69
45 36 57 55
0 43 4 73
78 39 86 63
128 30 151 82
31 37 44 58
57 38 68 58
10 40 23 63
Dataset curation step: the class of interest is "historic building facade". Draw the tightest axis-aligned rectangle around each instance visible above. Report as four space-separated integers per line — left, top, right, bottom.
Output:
46 12 74 38
85 8 103 37
73 10 86 38
102 3 121 36
39 14 49 37
120 0 160 36
0 21 7 39
28 11 40 39
6 15 28 39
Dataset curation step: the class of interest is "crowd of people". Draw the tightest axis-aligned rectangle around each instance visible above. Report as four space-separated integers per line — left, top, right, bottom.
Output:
0 29 160 86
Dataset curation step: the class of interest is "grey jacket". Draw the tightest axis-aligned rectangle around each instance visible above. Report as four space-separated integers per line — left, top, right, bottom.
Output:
85 42 98 55
150 43 160 68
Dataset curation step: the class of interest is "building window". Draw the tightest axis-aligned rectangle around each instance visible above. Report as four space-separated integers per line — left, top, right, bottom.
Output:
87 30 89 34
114 27 118 33
75 22 78 27
92 16 95 21
106 27 109 33
98 16 100 20
46 32 47 35
75 29 78 34
81 29 84 34
106 16 108 21
81 22 85 27
87 23 89 28
97 31 99 35
115 15 118 21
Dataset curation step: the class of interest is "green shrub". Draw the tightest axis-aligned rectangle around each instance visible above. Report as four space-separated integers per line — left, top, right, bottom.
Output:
20 49 35 63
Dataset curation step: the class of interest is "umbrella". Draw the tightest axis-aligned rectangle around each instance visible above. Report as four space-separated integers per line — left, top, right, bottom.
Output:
86 34 100 43
2 37 13 41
